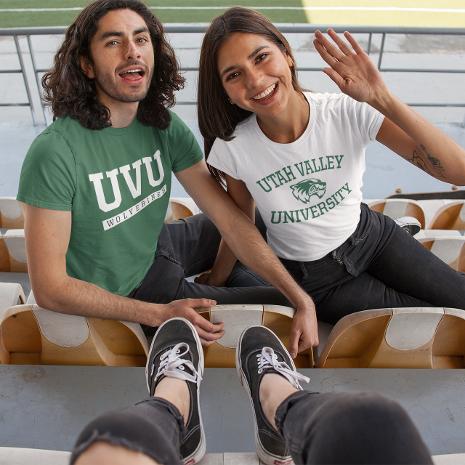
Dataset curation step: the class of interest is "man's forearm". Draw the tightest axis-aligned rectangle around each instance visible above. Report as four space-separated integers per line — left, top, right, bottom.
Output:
219 212 311 309
33 275 163 326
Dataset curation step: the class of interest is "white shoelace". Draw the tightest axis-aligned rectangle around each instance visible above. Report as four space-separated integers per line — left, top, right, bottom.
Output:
152 342 202 384
257 347 310 390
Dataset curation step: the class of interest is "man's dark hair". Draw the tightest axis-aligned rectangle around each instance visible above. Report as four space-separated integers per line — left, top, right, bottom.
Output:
197 7 302 185
42 0 184 129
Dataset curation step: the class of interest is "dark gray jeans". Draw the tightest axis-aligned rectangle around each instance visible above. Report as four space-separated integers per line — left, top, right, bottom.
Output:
131 205 465 327
70 391 433 465
281 203 465 324
129 213 288 305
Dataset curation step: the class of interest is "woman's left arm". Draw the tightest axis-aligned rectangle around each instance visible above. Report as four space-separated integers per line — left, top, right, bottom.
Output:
313 29 465 185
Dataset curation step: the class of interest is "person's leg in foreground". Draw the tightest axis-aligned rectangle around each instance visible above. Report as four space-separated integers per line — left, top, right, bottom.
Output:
72 319 433 465
71 318 204 465
237 325 434 465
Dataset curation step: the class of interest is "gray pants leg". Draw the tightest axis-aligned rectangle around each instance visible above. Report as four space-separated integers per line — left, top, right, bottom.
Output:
131 213 288 305
276 391 433 465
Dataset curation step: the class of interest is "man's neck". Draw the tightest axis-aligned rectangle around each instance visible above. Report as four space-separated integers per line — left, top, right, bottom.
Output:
109 102 139 128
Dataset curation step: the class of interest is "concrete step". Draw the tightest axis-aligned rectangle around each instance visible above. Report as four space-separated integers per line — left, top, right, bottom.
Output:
1 448 464 465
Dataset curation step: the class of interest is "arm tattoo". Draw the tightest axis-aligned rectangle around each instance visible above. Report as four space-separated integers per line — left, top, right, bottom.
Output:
410 144 446 179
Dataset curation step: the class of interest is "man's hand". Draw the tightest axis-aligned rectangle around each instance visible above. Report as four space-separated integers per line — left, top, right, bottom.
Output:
164 298 224 345
288 299 319 359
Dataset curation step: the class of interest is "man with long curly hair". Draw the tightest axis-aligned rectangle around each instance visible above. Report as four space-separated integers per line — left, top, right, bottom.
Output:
16 0 317 352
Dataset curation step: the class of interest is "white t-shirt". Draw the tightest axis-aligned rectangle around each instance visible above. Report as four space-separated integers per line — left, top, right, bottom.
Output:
207 92 384 261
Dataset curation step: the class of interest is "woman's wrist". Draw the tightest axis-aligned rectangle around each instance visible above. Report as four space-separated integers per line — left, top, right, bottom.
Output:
369 86 396 115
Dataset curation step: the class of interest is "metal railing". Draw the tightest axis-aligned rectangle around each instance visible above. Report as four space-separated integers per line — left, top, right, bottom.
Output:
1 25 465 125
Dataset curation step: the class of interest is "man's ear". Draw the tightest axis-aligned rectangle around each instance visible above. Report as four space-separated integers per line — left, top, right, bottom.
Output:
80 56 95 79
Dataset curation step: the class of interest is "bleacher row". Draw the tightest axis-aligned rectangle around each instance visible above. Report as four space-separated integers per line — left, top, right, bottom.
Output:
1 196 465 369
1 449 464 465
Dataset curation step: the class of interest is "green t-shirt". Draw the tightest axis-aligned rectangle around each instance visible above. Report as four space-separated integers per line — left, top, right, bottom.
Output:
17 112 203 295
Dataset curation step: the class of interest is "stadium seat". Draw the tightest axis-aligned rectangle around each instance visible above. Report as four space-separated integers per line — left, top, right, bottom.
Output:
415 229 462 240
0 282 25 310
197 304 314 368
0 197 23 229
0 229 27 272
165 197 200 223
318 307 465 368
429 200 465 230
419 237 465 271
1 300 312 368
417 199 454 228
368 199 426 228
0 304 148 366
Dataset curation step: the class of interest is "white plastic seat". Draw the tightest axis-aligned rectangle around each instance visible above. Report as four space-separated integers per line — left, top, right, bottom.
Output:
430 200 465 230
419 237 465 271
0 282 25 311
197 304 314 368
0 197 24 229
0 229 27 272
318 307 465 369
417 199 455 228
415 229 462 240
369 199 426 228
165 197 200 223
0 304 148 366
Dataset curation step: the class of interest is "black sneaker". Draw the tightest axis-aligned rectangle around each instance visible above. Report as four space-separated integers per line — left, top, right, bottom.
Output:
145 317 205 465
395 216 421 236
236 326 310 465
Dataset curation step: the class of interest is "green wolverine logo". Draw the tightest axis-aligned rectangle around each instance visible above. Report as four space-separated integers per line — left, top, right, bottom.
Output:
290 178 327 204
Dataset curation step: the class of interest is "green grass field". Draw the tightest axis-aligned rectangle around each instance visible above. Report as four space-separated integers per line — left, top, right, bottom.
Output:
1 0 464 28
0 0 307 27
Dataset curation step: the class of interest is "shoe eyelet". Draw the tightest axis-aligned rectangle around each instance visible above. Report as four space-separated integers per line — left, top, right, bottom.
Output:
180 365 185 370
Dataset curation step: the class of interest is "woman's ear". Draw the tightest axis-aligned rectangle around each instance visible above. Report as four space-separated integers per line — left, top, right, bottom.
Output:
286 54 294 68
80 56 95 79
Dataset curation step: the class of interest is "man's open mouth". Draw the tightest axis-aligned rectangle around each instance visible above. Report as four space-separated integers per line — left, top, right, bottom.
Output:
119 68 146 81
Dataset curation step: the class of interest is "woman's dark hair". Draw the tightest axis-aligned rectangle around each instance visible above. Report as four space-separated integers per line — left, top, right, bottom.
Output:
42 0 184 129
198 6 302 185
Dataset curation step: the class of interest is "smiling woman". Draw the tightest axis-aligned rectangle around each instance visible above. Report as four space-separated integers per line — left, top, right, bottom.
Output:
197 6 465 353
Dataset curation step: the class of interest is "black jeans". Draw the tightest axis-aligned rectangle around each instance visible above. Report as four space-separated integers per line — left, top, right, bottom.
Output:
70 391 433 465
130 213 288 306
281 203 465 324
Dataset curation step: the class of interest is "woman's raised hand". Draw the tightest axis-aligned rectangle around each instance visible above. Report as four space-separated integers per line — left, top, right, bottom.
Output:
313 29 388 105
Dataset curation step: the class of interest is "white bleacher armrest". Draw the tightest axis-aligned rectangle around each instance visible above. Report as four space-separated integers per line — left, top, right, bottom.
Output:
386 308 443 350
32 305 90 347
0 282 25 311
209 304 263 348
